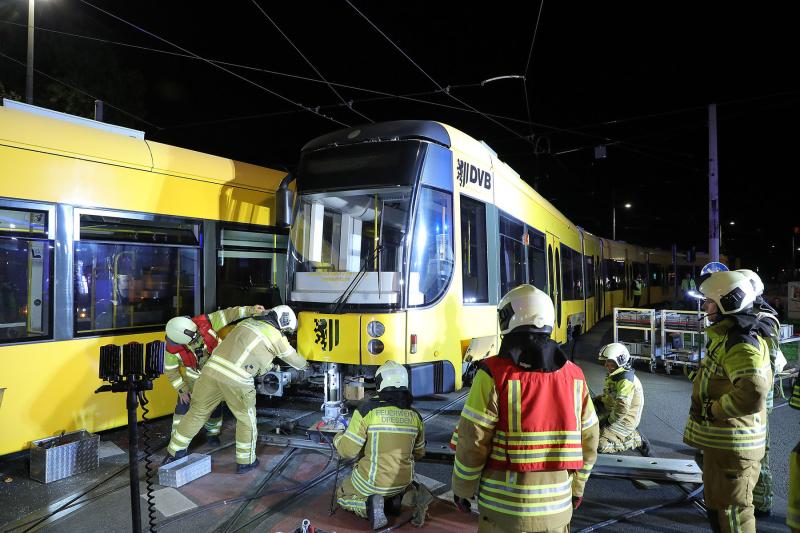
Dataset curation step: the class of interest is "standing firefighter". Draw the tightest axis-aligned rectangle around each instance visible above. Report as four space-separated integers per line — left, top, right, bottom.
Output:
683 270 772 533
451 284 599 533
736 268 786 517
334 361 426 530
633 275 644 307
594 343 649 455
164 306 308 473
164 305 266 447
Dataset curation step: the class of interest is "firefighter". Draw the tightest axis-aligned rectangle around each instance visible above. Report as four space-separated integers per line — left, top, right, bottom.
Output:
594 343 649 455
164 305 266 447
164 305 308 473
451 284 599 533
736 269 786 517
683 270 772 533
333 360 426 530
789 375 800 533
633 274 644 307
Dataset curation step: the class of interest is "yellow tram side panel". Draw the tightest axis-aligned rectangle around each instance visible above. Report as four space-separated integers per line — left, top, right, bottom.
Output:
0 105 286 455
582 230 603 330
601 238 626 315
491 158 582 344
647 248 674 305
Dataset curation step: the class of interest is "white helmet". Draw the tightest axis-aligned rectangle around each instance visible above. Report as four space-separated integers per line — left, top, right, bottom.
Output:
735 269 764 296
270 305 298 334
598 342 631 368
699 271 757 315
375 360 408 391
497 284 555 335
166 316 198 345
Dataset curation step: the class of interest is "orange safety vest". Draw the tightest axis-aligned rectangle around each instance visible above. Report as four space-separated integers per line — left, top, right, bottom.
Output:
164 314 219 370
483 356 586 472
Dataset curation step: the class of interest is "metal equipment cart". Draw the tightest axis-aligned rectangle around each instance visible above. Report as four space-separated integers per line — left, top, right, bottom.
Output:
659 309 705 375
613 308 659 372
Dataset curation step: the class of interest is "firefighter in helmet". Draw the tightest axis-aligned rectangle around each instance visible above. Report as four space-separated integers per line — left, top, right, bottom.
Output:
683 270 772 533
451 284 599 532
334 360 426 530
594 343 649 455
164 305 308 473
164 305 266 447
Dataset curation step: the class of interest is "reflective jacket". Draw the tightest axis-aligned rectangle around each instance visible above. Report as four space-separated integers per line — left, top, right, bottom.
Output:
451 337 599 532
600 367 644 437
633 280 643 296
683 315 771 460
792 377 800 410
790 377 800 531
334 400 425 497
203 317 307 389
163 306 257 395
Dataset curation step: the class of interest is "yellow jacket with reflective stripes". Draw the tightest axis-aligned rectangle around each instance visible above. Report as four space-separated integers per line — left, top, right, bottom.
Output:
202 317 306 389
600 366 644 437
163 306 258 394
791 377 800 410
334 402 425 497
451 368 599 531
683 317 771 460
789 377 800 531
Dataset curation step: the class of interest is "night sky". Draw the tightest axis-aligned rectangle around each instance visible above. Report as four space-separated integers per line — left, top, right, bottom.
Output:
1 1 798 280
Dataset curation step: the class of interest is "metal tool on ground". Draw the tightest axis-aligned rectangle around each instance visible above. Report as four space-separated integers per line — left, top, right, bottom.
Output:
94 340 164 533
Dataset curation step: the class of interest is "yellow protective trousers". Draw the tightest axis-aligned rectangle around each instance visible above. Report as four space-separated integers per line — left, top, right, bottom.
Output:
167 374 258 465
701 448 761 533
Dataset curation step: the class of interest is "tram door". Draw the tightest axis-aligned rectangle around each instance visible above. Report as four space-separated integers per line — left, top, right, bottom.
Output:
546 233 564 342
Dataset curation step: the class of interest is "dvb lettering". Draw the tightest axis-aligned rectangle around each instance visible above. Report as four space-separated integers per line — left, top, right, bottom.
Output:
456 159 492 190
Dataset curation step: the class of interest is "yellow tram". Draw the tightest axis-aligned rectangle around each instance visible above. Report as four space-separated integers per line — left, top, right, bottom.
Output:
0 100 287 455
286 120 720 400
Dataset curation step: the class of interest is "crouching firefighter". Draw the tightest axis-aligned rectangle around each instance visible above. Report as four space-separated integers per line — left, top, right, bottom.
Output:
594 343 649 455
164 306 308 473
683 270 772 533
333 361 426 530
164 305 266 447
451 284 599 533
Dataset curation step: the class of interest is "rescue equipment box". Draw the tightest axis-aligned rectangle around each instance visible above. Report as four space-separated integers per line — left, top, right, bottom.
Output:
30 430 100 483
158 453 211 487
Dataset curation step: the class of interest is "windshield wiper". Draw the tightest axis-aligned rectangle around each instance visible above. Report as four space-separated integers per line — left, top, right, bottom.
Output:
331 244 383 315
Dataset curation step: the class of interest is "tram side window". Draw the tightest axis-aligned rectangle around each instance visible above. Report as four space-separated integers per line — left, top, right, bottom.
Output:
218 228 288 309
560 244 575 300
460 196 488 304
584 255 595 298
499 213 526 298
409 187 453 307
74 214 201 336
527 228 547 293
0 207 52 343
604 259 624 291
650 264 662 286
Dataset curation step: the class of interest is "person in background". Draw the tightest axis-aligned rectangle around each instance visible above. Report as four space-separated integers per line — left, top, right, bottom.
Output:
633 274 644 307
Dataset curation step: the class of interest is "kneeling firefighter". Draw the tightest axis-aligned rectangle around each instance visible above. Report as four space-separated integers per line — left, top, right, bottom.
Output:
164 305 266 447
164 306 308 473
594 343 648 455
683 270 772 533
334 361 426 530
451 284 599 533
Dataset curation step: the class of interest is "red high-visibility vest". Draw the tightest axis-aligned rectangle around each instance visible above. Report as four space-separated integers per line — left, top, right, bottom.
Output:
484 356 586 472
164 314 219 370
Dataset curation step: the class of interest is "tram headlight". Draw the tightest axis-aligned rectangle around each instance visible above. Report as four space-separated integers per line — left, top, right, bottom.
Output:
367 339 384 355
367 320 385 338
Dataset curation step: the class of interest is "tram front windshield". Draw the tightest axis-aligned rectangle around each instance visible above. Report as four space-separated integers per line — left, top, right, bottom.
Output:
288 188 412 308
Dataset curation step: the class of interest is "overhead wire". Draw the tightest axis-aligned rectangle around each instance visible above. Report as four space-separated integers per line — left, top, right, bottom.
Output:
77 0 350 128
249 0 373 124
0 49 161 129
522 0 544 135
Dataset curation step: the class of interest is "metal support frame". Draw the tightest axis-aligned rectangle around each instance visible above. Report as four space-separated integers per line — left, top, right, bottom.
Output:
659 309 706 375
613 307 658 372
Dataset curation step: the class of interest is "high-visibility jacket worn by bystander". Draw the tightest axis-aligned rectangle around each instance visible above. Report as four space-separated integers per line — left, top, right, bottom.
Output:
597 366 644 453
451 332 599 532
683 314 772 533
334 397 426 518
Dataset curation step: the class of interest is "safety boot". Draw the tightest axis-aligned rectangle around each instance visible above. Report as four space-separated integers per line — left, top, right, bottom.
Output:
206 435 221 448
236 458 260 474
161 448 187 466
368 494 388 530
385 492 403 516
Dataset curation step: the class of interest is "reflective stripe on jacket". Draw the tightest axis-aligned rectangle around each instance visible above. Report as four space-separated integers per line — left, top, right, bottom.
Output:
334 403 425 496
683 317 771 460
600 367 644 437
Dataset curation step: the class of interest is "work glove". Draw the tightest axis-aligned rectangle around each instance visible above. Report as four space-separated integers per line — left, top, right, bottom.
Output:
573 496 583 510
453 495 471 513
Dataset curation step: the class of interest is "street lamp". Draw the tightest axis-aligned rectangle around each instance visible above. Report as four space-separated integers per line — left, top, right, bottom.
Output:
613 203 632 241
26 0 35 104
